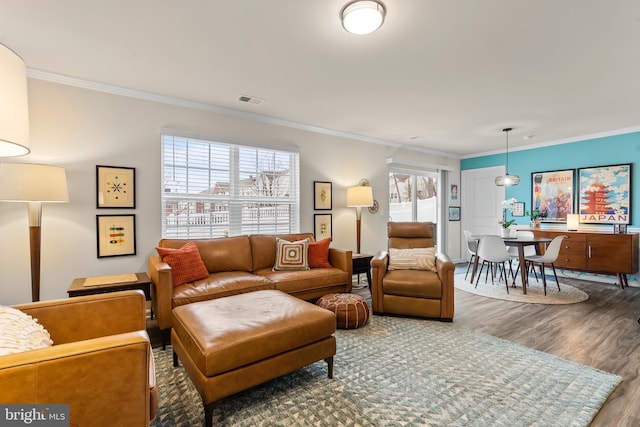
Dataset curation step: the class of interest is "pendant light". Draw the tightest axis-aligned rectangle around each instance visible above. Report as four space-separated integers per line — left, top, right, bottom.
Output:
495 127 520 186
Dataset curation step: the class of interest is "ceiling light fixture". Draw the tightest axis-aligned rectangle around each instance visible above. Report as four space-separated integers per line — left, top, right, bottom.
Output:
341 0 386 35
495 127 520 186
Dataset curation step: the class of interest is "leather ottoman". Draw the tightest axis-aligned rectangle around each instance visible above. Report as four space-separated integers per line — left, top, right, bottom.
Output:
171 289 336 427
316 293 370 329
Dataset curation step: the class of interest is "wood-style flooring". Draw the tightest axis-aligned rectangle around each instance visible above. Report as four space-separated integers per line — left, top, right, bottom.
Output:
149 269 640 426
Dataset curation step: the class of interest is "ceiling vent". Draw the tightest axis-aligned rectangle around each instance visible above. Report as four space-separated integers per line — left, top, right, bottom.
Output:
238 95 264 105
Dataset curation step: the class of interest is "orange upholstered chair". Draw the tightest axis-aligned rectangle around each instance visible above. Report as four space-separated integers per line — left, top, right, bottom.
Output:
370 222 454 320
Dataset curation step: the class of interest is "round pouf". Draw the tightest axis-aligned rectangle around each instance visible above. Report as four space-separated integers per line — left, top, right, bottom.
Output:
316 293 370 329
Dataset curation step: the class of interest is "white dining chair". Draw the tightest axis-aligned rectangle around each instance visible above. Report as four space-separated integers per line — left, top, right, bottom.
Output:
524 235 567 295
508 230 538 284
475 235 512 294
463 230 478 280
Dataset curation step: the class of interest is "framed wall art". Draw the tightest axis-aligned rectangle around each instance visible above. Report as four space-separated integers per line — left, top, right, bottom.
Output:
577 163 631 224
97 165 136 208
313 181 332 210
531 169 575 222
449 181 460 206
511 202 525 217
96 214 136 258
448 206 460 221
314 213 332 241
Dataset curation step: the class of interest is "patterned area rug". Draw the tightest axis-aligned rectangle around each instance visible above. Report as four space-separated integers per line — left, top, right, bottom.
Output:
455 273 589 304
151 315 619 426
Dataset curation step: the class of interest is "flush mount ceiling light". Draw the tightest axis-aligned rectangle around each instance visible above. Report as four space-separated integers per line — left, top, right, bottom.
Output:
341 0 386 35
495 127 520 186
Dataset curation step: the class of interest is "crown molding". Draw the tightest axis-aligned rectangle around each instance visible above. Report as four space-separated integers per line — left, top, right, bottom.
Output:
26 68 459 159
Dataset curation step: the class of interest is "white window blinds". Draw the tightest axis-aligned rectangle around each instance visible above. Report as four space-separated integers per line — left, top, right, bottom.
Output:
161 134 300 238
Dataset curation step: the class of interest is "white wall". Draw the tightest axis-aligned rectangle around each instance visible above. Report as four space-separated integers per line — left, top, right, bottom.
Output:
0 79 460 304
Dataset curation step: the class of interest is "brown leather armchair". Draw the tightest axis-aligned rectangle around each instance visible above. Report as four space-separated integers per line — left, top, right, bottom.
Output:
0 290 157 426
371 222 455 320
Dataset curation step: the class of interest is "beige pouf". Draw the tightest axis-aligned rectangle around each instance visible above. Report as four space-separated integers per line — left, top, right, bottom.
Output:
317 293 370 329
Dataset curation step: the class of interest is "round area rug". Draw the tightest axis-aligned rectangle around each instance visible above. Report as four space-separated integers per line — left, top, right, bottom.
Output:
454 273 589 304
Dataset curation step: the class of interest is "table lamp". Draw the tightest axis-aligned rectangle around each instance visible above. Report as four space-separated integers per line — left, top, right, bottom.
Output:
0 163 69 301
346 183 373 254
566 214 580 231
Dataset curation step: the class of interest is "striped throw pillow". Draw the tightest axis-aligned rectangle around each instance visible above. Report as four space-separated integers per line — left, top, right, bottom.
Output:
274 238 310 271
388 247 437 272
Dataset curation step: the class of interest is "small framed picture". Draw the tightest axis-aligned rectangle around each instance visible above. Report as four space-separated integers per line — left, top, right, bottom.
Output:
314 181 332 210
511 202 525 217
448 206 461 221
96 215 136 258
97 165 136 208
314 214 332 240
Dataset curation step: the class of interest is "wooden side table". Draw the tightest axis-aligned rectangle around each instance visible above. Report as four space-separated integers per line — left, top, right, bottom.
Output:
352 253 373 289
67 272 152 299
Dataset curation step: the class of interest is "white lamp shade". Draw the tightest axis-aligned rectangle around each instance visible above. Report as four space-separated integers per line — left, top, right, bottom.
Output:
0 44 30 156
347 185 373 207
341 1 386 35
0 163 69 202
567 214 580 231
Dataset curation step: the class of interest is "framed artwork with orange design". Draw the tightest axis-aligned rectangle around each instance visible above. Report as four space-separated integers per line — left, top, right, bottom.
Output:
96 165 135 208
96 215 136 258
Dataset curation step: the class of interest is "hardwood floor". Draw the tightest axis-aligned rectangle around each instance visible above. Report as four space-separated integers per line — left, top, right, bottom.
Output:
149 270 640 426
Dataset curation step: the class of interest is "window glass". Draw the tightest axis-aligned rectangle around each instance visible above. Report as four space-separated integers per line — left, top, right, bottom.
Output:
162 135 299 238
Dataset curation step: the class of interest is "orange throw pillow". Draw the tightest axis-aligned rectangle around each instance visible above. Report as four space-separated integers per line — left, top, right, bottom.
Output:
309 238 332 268
156 241 209 287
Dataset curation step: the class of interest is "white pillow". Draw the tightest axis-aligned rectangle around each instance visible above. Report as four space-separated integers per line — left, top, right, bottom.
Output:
388 247 437 272
0 306 53 356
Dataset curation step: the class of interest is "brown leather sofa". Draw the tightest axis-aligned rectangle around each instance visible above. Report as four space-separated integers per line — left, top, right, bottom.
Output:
371 222 455 320
0 290 156 426
149 233 352 341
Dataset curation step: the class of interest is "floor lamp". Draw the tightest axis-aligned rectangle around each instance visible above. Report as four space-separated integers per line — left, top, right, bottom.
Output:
346 183 373 254
0 163 69 301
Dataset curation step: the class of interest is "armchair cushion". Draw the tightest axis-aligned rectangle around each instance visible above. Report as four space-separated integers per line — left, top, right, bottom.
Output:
388 247 437 272
273 238 310 271
0 306 53 356
156 241 209 287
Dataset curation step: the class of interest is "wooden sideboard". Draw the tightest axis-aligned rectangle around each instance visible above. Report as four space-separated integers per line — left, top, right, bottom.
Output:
529 230 639 288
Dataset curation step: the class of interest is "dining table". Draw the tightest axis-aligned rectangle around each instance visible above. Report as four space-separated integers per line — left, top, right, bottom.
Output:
470 234 552 294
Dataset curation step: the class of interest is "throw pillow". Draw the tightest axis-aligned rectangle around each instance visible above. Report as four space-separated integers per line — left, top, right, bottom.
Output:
388 247 437 272
308 238 332 268
0 306 53 356
273 238 310 271
156 241 209 287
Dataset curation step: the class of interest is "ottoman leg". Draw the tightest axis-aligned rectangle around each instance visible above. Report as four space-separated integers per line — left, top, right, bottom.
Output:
325 356 334 379
204 400 220 427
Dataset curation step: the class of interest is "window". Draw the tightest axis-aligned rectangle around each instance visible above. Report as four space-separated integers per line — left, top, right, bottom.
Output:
161 134 300 238
388 170 438 223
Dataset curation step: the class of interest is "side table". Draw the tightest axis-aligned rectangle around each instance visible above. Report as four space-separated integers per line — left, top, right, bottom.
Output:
352 253 373 289
67 272 152 299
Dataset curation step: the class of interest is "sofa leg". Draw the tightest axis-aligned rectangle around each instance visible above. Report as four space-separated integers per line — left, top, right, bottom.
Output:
161 328 170 350
325 356 334 379
173 351 179 368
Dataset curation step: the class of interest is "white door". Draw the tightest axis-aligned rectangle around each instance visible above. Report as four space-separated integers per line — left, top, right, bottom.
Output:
461 166 505 261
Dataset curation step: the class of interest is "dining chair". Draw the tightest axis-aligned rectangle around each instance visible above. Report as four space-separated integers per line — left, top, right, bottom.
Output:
524 235 567 295
508 230 538 284
475 235 512 294
463 230 478 280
